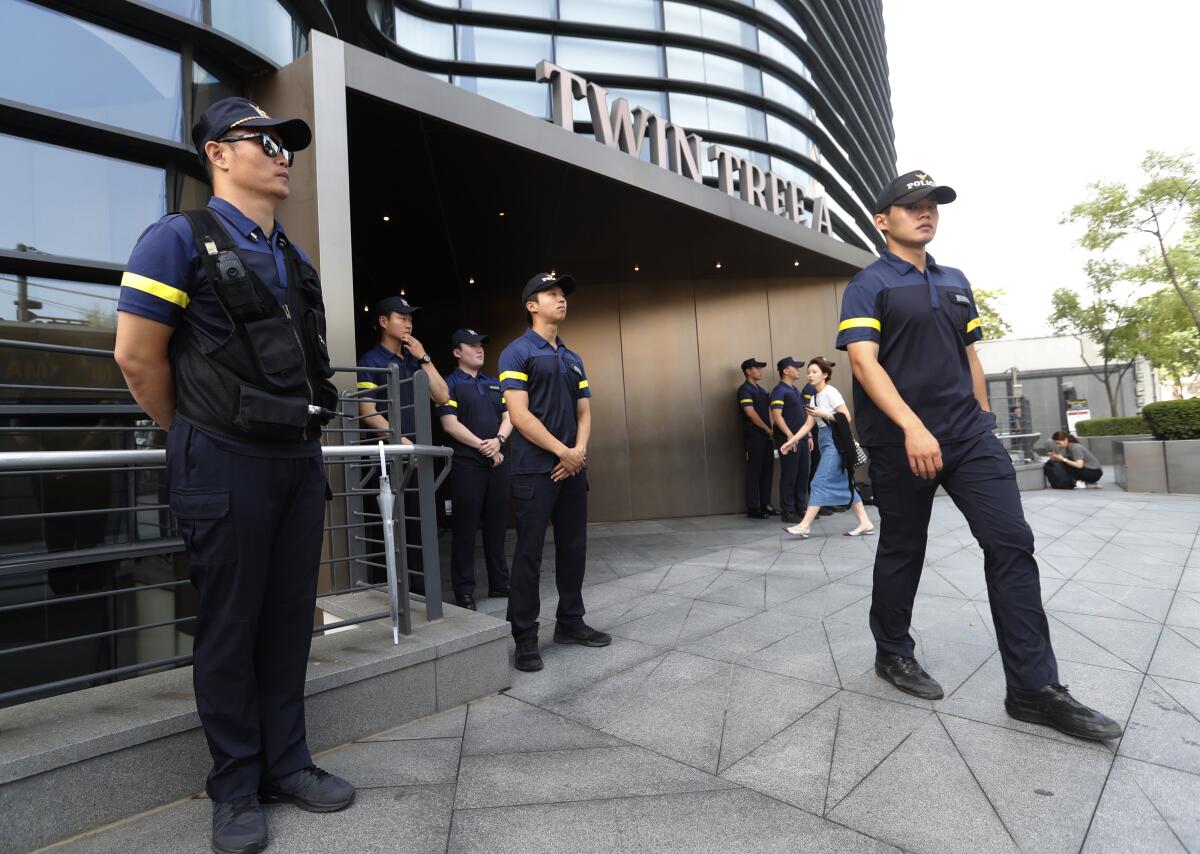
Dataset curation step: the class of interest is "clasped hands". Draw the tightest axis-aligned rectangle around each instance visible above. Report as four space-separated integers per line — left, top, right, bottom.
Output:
477 437 504 468
551 445 586 481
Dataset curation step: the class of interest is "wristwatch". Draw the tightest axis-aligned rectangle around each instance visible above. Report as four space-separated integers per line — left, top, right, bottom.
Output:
419 354 432 364
497 433 507 447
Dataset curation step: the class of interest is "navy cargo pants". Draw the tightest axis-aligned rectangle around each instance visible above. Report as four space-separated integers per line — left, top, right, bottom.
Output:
449 460 510 598
744 430 773 512
777 435 810 514
168 421 326 802
507 470 587 642
867 431 1059 689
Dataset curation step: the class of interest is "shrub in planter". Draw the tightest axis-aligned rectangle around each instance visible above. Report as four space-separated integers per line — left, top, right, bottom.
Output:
1142 399 1200 440
1075 416 1150 437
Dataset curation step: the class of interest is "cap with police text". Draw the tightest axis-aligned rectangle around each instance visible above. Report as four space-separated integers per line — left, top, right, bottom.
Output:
741 357 767 371
374 296 421 318
873 170 957 214
777 356 804 372
521 272 577 304
451 328 488 346
192 97 312 165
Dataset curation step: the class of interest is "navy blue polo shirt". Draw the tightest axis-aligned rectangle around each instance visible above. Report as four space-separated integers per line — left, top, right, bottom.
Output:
836 250 994 446
356 343 422 437
769 381 816 435
437 368 506 468
118 195 319 457
737 380 770 440
498 328 591 476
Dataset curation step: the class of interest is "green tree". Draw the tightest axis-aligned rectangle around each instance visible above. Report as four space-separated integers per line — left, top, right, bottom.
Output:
1049 259 1140 414
1129 283 1200 395
972 287 1012 340
1065 151 1200 336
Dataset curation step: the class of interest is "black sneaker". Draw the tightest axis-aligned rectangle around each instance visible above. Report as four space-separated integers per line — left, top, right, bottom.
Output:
1005 684 1123 741
455 593 477 611
765 505 781 516
746 509 769 519
818 507 834 516
875 653 944 700
515 637 543 671
260 766 355 813
553 622 612 647
487 587 510 598
211 795 267 854
780 512 800 524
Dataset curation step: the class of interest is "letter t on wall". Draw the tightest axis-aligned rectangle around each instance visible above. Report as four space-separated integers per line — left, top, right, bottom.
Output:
536 60 587 130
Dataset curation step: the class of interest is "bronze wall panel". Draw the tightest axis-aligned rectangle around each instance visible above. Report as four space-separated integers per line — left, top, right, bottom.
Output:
693 279 773 515
618 281 709 519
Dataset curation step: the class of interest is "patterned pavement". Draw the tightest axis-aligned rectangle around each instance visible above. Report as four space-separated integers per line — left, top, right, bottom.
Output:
50 487 1200 853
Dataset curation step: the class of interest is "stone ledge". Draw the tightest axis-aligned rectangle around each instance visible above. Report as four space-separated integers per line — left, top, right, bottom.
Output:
0 597 510 853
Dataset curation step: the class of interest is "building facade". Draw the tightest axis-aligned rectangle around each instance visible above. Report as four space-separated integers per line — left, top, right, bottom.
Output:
0 0 893 701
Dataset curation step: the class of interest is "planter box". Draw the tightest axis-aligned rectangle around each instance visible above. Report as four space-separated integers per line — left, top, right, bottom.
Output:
1080 434 1153 467
1114 440 1167 493
1164 438 1200 494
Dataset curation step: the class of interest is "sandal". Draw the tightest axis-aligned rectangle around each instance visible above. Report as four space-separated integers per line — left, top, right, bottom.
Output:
844 527 875 537
786 526 811 538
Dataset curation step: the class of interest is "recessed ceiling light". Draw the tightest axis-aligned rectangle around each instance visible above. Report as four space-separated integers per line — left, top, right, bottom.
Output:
715 261 722 269
498 211 505 217
793 260 800 267
400 289 406 296
382 215 390 222
362 304 368 312
468 276 475 284
633 265 640 272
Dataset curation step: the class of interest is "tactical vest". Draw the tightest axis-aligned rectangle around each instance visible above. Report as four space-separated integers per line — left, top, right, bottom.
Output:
170 209 337 443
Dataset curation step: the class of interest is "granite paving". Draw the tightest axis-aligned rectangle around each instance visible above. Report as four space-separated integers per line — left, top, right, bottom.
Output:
44 487 1200 853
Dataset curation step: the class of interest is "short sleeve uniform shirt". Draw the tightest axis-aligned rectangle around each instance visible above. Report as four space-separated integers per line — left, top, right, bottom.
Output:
117 196 318 457
438 368 506 468
498 329 591 475
769 382 816 435
835 250 995 447
356 344 423 436
737 381 770 440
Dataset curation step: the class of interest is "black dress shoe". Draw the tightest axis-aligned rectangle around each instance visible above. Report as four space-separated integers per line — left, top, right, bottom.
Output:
831 504 849 513
1005 684 1123 741
260 766 355 812
765 506 781 516
746 509 769 519
875 653 944 700
514 637 543 671
553 622 612 647
455 594 477 611
488 587 510 598
212 795 267 854
818 507 834 517
780 512 800 524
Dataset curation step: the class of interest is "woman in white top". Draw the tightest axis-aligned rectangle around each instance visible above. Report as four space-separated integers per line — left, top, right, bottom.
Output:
781 357 874 537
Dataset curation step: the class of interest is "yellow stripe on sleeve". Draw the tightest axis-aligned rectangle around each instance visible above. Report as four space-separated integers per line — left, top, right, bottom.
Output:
120 272 190 308
499 370 528 382
739 398 753 405
356 381 377 389
966 317 982 334
838 317 881 332
578 380 589 390
446 399 458 407
771 400 785 406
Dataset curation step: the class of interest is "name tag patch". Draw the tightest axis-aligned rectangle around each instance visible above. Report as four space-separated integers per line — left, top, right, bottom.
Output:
952 293 970 305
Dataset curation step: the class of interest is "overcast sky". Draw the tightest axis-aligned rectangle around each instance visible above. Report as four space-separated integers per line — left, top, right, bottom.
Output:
882 1 1199 338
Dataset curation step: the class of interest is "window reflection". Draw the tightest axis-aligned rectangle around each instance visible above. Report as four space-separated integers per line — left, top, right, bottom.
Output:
668 93 765 140
191 62 240 132
0 133 166 265
464 0 554 14
556 36 661 76
390 5 456 60
662 3 757 51
455 77 550 119
457 26 553 67
559 0 659 29
210 0 308 66
666 47 762 95
0 0 184 141
138 0 203 19
0 275 118 328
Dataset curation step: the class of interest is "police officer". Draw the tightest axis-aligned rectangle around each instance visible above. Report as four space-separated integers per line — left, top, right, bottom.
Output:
839 170 1121 740
498 272 610 673
114 97 354 854
737 358 774 519
438 328 512 611
769 357 816 524
357 296 450 594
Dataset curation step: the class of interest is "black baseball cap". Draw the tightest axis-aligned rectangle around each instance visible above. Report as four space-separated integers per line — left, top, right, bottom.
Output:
191 96 312 165
521 271 577 304
741 358 767 371
873 170 957 214
777 356 804 372
374 296 421 318
451 328 488 346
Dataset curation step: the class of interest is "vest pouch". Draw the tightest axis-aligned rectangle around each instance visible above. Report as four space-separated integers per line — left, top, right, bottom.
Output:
214 251 269 321
242 315 307 390
234 385 309 438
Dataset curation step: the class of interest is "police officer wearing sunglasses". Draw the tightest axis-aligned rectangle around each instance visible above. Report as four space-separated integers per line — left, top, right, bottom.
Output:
115 97 354 854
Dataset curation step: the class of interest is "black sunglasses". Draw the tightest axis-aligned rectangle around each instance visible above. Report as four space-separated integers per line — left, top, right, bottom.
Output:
216 132 294 166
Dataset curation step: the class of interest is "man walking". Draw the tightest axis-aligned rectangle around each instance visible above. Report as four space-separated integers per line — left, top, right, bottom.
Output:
839 170 1121 740
769 357 816 524
498 272 610 672
115 97 354 853
438 328 512 610
737 357 774 519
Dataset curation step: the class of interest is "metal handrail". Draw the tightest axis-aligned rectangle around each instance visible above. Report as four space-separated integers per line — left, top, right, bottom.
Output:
0 443 451 470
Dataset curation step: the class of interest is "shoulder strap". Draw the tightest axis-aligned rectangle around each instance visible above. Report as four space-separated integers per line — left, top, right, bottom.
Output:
179 209 270 322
